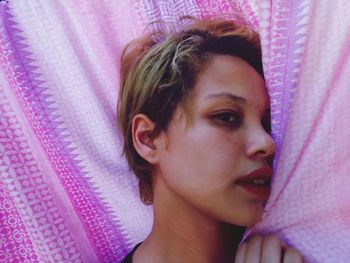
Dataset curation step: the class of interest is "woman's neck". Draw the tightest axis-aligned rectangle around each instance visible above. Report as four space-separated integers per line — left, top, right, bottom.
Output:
137 220 244 263
133 180 245 263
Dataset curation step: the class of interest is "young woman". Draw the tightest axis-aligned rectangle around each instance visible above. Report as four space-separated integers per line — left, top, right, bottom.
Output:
118 19 303 263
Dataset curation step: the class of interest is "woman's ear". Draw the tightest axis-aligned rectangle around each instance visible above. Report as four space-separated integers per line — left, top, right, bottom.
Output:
132 114 160 164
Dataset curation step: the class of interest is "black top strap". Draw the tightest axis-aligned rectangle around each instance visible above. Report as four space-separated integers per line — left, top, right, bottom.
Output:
121 243 142 263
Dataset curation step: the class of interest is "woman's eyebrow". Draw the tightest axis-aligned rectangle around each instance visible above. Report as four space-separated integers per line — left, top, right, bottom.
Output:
205 92 247 104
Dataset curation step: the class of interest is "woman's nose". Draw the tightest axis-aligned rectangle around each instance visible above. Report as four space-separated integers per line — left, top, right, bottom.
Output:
245 126 276 159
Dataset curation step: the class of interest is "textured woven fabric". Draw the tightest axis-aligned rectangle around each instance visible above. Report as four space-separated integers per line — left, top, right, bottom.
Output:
251 1 350 262
0 1 349 262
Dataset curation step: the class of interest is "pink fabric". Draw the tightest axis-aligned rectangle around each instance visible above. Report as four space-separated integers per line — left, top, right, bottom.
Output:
252 1 350 262
0 0 349 262
0 1 150 262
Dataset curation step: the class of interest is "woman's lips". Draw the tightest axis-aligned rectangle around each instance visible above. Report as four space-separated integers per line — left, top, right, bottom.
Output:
236 167 272 200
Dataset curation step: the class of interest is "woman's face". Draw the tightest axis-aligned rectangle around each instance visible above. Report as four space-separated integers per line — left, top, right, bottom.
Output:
154 55 275 227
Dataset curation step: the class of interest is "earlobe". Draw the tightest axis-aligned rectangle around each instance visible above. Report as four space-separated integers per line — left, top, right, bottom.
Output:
132 114 159 164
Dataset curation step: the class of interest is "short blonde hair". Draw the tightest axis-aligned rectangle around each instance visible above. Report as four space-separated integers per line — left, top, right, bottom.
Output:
117 18 263 204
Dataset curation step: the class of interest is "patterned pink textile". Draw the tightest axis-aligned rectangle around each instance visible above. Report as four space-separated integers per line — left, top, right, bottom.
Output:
0 0 349 262
252 1 350 262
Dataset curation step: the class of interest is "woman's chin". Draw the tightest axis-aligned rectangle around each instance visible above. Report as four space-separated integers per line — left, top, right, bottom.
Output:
226 207 264 228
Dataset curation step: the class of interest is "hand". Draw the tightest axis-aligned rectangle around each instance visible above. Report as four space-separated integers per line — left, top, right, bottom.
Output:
235 235 303 263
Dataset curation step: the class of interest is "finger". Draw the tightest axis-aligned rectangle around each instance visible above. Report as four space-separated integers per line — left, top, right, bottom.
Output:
261 235 283 263
243 235 263 263
235 242 247 263
283 248 303 263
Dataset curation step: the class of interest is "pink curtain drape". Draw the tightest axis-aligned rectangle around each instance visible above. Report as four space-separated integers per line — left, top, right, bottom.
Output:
0 1 349 262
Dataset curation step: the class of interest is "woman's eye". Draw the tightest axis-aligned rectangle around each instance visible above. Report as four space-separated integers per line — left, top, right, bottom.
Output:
262 110 271 133
212 111 242 127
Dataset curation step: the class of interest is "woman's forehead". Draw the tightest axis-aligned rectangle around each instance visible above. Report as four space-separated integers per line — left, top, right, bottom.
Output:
191 55 268 109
